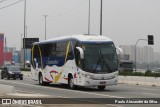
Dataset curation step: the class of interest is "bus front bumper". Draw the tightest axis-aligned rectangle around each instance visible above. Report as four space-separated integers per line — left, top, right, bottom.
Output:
81 77 118 87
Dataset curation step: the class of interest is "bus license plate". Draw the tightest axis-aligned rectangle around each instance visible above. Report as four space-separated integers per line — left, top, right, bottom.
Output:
100 81 106 84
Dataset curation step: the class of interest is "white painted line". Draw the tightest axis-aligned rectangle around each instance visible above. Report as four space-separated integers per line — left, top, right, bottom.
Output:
141 92 160 96
0 79 123 98
106 104 124 107
57 96 68 98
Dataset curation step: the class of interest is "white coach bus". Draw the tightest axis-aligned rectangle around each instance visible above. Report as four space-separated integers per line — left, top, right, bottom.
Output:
31 34 118 90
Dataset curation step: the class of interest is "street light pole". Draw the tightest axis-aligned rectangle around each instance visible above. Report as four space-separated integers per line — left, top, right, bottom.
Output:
20 34 22 68
43 15 48 40
88 0 90 35
26 26 28 38
134 39 147 71
100 0 103 35
23 0 26 69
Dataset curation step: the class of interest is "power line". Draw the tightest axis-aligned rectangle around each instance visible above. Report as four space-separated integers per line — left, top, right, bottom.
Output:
0 0 23 10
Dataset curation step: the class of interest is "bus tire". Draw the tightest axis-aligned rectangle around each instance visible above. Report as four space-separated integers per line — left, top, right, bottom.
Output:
68 75 76 89
98 86 106 91
1 74 3 79
39 73 48 85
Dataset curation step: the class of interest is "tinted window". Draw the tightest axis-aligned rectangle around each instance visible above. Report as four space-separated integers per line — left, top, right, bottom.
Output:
40 43 56 57
56 41 68 57
8 66 21 72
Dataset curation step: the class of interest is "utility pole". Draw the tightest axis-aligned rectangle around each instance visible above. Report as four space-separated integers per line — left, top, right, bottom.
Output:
88 0 90 35
23 0 26 69
26 26 28 38
20 34 22 68
100 0 103 35
43 15 48 40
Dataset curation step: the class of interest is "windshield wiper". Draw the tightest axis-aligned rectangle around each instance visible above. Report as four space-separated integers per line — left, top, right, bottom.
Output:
94 49 112 73
94 50 102 72
101 54 113 73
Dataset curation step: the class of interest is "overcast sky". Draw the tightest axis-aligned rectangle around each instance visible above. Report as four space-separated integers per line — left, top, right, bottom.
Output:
0 0 160 52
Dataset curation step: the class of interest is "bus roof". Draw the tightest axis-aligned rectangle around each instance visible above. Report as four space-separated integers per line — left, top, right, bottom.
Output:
33 34 113 45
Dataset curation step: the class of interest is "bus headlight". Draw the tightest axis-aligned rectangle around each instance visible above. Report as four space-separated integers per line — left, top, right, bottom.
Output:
81 73 92 79
86 75 90 78
113 73 118 78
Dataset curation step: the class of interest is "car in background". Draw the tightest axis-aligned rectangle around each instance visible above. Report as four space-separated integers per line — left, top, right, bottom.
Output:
1 66 23 80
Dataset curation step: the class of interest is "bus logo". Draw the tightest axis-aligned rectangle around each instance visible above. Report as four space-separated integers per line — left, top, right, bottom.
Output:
2 99 11 104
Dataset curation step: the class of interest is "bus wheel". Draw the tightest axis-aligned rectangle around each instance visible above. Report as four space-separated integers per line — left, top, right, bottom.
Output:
1 74 3 79
39 73 44 85
98 86 106 91
68 76 76 89
39 73 49 86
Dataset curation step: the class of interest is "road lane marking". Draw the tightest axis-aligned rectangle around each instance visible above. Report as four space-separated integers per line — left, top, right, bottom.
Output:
57 96 68 98
0 79 123 98
141 92 160 96
106 104 124 107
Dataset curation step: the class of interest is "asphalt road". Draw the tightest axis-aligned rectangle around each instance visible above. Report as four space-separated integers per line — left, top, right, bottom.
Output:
0 75 160 107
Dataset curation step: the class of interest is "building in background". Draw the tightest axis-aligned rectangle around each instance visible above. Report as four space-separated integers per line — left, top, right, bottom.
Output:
119 45 159 69
20 49 31 65
119 45 154 64
0 33 4 65
12 51 20 63
0 34 38 67
0 33 12 66
140 46 153 64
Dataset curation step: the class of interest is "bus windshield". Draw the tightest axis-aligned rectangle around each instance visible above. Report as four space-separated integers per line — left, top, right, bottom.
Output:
81 42 118 73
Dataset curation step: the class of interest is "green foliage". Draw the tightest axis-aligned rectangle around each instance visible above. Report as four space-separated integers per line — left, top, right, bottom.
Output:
119 70 132 76
119 70 160 77
132 72 143 76
145 70 152 76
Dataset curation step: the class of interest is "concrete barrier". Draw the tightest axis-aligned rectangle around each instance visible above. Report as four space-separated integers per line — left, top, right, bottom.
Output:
0 84 16 95
118 76 160 86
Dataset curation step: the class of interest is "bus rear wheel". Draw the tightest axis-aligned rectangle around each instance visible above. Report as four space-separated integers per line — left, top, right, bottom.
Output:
39 73 49 86
68 76 76 89
98 86 106 91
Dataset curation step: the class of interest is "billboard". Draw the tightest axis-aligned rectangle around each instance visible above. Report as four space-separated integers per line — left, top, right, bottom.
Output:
23 38 39 49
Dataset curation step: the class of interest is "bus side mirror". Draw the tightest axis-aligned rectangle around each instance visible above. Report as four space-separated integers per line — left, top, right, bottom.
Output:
76 47 84 59
34 58 37 63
